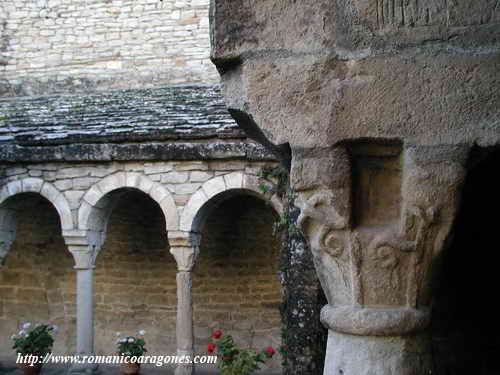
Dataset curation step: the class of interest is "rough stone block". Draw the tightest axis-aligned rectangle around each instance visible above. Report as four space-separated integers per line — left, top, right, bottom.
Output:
65 190 85 209
189 171 213 182
202 176 226 198
6 180 22 197
223 172 243 190
83 185 103 206
161 171 189 184
175 183 202 195
28 170 43 177
21 178 43 193
97 172 126 195
73 177 99 190
145 164 173 175
6 168 27 177
54 179 73 191
180 189 207 231
150 183 169 203
174 162 209 171
57 168 90 179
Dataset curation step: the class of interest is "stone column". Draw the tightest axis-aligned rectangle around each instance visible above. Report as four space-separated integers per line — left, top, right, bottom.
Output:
0 232 14 267
169 232 200 375
64 232 100 373
0 207 16 266
291 145 467 374
75 267 95 356
210 1 499 372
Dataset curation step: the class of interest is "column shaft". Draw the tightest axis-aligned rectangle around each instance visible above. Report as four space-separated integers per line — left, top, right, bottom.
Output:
175 270 194 375
324 332 431 375
76 268 94 355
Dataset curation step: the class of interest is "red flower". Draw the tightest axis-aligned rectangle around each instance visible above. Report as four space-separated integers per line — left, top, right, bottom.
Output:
212 330 223 339
207 343 216 353
264 346 275 357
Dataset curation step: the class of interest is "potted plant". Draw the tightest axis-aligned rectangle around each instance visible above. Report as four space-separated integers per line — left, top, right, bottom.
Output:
116 330 147 375
207 330 275 375
11 322 58 375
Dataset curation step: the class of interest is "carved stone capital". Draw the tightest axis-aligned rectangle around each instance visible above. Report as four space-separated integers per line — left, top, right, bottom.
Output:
170 246 199 272
64 230 101 269
168 231 200 248
289 144 467 374
67 245 98 270
293 144 467 311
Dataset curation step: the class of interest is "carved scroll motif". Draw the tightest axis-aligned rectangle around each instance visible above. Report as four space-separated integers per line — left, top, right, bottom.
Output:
296 190 348 232
373 245 400 290
348 232 363 306
367 205 439 308
296 190 367 305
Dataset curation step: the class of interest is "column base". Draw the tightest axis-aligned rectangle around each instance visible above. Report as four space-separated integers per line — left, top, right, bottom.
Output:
67 363 99 375
323 330 432 375
174 363 194 375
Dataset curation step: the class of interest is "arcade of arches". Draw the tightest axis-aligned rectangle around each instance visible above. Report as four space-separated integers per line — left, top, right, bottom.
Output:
0 160 283 373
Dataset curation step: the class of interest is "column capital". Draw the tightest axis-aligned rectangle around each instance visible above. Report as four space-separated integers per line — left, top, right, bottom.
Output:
168 231 200 248
170 246 199 272
63 230 101 269
292 144 467 311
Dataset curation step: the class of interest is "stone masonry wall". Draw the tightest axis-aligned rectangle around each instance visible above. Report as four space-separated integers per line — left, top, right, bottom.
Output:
0 159 282 371
0 0 219 97
0 194 75 358
196 195 282 371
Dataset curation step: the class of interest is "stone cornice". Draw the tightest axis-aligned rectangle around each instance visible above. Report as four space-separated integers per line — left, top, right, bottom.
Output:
0 142 276 163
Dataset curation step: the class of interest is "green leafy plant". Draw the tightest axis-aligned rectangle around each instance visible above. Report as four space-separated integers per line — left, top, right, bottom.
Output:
207 330 275 375
116 330 147 357
11 323 57 356
257 165 289 198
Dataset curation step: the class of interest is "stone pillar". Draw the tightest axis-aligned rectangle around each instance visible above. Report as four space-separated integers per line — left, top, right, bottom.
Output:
64 231 100 373
0 232 14 267
209 2 499 372
0 208 16 266
291 145 467 374
75 267 95 356
169 231 200 375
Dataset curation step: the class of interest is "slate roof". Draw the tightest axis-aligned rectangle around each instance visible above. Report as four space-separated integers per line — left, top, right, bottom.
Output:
0 85 244 146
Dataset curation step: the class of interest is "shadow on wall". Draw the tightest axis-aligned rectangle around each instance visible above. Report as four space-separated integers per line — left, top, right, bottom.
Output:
194 193 282 372
0 189 283 372
0 193 74 360
431 147 500 375
92 189 175 358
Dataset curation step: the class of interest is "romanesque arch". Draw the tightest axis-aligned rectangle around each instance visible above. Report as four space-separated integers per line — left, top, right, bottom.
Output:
78 171 179 248
180 171 282 233
172 171 283 375
0 178 74 263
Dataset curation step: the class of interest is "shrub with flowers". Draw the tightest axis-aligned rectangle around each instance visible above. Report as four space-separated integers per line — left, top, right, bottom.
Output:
11 322 58 356
207 330 275 375
116 330 147 358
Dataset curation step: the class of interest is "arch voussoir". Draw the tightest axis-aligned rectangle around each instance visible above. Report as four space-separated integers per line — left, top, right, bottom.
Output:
79 171 179 233
0 178 75 264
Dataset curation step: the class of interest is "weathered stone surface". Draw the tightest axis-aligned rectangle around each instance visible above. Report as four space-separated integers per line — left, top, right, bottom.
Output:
0 188 282 370
0 0 218 97
0 143 274 163
189 171 213 182
161 172 189 184
0 86 242 147
210 1 500 374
